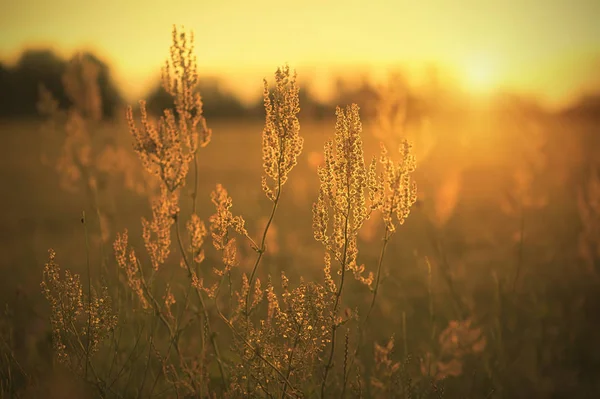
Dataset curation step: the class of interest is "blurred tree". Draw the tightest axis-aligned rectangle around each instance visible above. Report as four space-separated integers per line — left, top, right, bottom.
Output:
0 49 123 120
246 79 331 121
2 50 67 117
331 74 426 125
0 63 14 113
144 76 247 119
331 75 379 118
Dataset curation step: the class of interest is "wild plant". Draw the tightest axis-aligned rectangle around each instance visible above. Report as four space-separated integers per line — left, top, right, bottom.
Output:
40 249 117 389
0 305 32 397
38 25 421 398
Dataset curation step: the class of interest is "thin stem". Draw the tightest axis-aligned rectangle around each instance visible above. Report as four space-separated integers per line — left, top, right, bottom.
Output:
106 321 123 383
345 225 393 396
82 211 92 381
174 215 227 390
107 324 146 391
340 329 350 399
192 151 199 215
426 257 436 342
402 311 408 359
137 319 159 398
135 258 201 393
512 203 525 293
245 191 280 317
213 297 298 397
76 157 107 278
281 322 302 399
321 186 352 398
364 226 391 324
425 216 466 319
246 141 285 318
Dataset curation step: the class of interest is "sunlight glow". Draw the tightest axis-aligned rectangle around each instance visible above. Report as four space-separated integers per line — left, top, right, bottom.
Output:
1 0 598 104
463 56 499 94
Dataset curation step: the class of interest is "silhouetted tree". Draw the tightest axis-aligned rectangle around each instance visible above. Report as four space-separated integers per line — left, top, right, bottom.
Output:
246 82 331 121
297 84 330 120
0 49 123 120
0 63 14 114
4 50 68 117
331 76 379 118
144 77 247 119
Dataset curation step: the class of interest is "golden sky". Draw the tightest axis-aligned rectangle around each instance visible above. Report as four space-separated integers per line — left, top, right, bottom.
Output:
1 0 599 106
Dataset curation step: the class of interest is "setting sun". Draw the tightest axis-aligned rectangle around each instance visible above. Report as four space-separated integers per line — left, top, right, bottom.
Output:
462 56 499 93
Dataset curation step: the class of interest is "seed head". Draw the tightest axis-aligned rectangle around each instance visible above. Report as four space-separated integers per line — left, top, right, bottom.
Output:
313 104 371 283
261 65 303 201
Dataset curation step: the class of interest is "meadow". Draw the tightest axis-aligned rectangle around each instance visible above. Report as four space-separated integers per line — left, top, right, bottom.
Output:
1 28 599 398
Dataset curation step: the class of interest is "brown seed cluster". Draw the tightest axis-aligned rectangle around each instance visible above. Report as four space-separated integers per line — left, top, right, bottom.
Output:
127 26 210 195
313 104 373 284
371 140 418 233
41 250 117 367
261 65 303 201
113 230 149 309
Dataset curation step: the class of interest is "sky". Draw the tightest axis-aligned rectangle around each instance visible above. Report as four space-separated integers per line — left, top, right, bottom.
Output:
1 0 599 107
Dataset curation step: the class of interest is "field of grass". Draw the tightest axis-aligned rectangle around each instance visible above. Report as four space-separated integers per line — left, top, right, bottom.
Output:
1 30 600 399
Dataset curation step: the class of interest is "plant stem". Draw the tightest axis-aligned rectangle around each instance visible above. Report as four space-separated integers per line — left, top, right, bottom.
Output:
281 323 301 398
246 143 285 318
82 211 92 381
192 152 199 215
321 187 351 398
245 192 280 317
214 297 298 396
174 215 227 389
364 226 391 324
